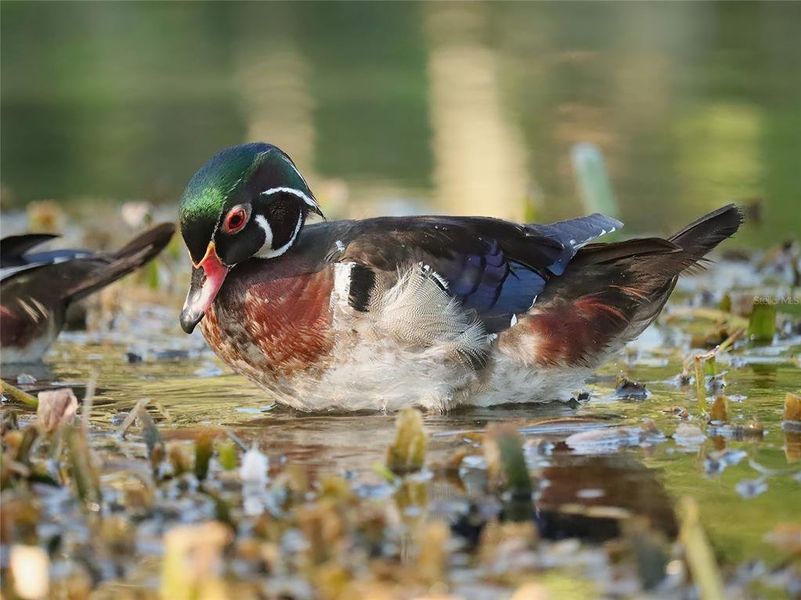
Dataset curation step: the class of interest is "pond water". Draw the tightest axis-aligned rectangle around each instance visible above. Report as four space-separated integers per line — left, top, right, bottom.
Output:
2 2 801 246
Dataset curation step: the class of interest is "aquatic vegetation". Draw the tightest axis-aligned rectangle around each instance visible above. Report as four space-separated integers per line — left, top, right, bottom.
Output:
785 392 801 423
749 300 778 343
386 407 427 475
36 388 77 432
679 497 726 600
0 381 38 409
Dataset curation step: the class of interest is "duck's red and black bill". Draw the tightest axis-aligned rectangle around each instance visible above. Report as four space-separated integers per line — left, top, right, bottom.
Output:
180 242 229 334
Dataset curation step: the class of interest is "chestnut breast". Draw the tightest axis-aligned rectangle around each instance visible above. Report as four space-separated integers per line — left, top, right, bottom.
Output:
200 265 335 376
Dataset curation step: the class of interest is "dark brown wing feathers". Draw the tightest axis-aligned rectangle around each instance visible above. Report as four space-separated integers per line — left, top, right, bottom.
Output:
66 223 175 302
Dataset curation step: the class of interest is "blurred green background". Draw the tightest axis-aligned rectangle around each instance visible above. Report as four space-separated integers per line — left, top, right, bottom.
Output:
2 1 800 244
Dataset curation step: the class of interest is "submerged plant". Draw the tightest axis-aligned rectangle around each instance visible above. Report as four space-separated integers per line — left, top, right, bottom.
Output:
386 407 427 475
784 392 801 423
0 381 39 409
748 299 777 342
217 439 238 471
194 431 214 481
678 497 725 600
65 424 101 510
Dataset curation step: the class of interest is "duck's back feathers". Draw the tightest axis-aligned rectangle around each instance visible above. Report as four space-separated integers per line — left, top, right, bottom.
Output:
301 206 741 369
317 214 620 333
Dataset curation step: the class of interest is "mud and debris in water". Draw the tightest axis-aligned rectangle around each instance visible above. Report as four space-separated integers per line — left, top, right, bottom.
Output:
1 232 801 598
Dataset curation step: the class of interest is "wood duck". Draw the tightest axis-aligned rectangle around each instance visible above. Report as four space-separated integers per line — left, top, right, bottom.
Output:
1 223 175 364
179 143 742 412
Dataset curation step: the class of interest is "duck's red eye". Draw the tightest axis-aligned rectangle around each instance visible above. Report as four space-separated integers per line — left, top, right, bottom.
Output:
223 206 249 234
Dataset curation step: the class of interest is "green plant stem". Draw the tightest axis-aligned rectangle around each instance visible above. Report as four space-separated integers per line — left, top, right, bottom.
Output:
1 381 39 408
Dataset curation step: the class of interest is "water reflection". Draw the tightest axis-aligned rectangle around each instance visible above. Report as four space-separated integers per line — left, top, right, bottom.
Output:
675 102 764 218
233 3 317 184
2 3 800 243
425 3 529 220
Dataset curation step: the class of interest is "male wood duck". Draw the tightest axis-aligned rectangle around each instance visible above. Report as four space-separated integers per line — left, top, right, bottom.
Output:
179 143 742 412
1 223 175 363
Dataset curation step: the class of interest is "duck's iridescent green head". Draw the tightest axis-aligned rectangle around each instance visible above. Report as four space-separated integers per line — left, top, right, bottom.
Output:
178 142 322 333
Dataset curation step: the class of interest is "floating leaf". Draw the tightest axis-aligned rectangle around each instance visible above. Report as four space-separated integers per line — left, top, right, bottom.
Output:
614 375 649 400
704 449 747 476
674 423 705 450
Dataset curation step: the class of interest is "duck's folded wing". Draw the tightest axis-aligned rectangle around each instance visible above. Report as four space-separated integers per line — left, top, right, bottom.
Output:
333 214 621 333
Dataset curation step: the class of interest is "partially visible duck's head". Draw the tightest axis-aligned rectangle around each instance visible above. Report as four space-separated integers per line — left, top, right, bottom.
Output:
178 142 322 333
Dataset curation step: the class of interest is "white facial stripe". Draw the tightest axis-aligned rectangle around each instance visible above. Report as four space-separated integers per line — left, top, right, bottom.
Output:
255 209 304 259
260 186 319 211
254 214 274 258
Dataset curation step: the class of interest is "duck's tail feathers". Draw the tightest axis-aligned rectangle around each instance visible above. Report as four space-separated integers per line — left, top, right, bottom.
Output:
668 203 743 258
